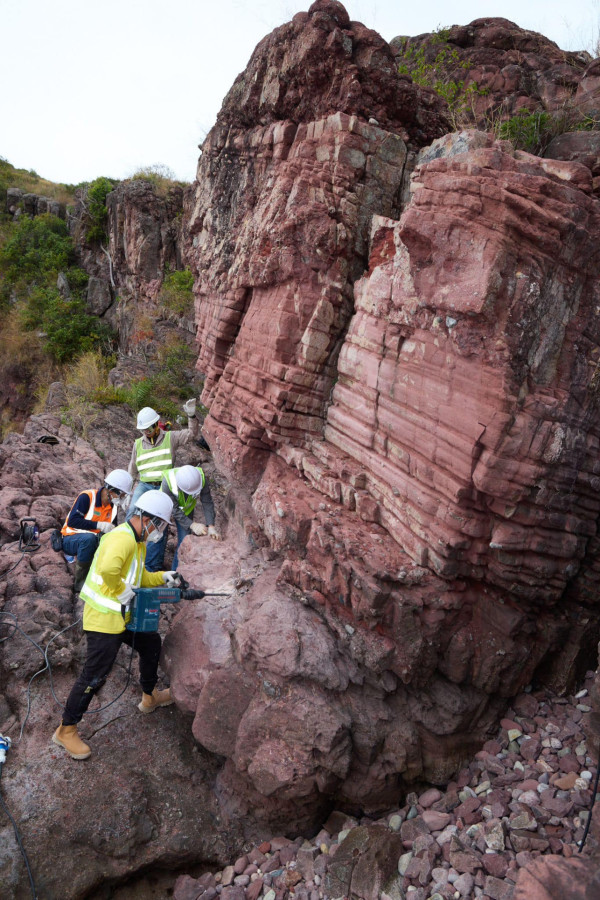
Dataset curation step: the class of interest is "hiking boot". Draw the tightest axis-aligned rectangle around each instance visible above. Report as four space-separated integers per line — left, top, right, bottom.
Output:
138 687 173 714
52 724 91 760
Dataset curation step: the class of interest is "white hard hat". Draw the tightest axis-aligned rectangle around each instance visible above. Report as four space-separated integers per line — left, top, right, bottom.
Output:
104 469 133 494
135 490 173 523
136 407 160 430
175 465 203 497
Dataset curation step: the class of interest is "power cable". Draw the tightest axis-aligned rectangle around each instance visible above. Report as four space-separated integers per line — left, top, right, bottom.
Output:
0 611 136 722
0 737 37 899
579 759 600 852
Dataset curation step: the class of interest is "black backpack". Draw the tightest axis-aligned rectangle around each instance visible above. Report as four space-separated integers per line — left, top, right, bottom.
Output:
50 529 63 553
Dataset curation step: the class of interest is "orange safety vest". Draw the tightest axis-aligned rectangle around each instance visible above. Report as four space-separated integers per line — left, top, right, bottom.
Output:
61 489 116 537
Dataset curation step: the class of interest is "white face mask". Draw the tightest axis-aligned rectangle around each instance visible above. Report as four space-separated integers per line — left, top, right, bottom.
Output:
119 495 130 512
144 520 165 544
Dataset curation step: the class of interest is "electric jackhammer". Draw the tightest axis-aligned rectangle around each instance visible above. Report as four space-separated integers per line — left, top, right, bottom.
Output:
127 574 228 633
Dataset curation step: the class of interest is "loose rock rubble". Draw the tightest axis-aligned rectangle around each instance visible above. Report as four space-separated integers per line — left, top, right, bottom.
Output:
174 679 598 900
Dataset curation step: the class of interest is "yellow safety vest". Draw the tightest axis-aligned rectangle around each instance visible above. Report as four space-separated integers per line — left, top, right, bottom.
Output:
79 522 163 634
135 431 173 483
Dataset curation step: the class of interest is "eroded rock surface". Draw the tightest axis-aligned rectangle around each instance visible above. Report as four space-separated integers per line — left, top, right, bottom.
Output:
391 17 593 126
186 0 448 488
173 678 600 900
181 0 600 831
0 415 239 900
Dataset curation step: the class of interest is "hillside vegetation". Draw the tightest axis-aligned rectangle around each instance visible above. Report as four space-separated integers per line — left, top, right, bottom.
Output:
0 163 199 439
0 156 76 206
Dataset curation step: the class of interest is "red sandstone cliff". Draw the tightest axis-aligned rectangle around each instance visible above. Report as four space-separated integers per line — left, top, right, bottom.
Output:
175 0 600 822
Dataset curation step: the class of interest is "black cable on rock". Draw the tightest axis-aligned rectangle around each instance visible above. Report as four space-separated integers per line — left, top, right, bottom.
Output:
579 759 600 852
0 756 37 899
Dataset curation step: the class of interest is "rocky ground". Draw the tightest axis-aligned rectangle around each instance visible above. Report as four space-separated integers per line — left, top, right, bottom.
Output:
173 680 598 900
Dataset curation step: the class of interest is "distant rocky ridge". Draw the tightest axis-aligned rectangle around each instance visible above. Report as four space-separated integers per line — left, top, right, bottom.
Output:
5 186 66 219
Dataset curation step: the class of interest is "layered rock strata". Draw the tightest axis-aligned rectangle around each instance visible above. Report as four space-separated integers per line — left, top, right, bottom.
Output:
186 0 448 485
181 0 600 826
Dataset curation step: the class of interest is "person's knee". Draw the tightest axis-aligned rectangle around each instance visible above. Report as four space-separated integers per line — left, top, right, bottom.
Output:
77 534 99 563
84 675 107 694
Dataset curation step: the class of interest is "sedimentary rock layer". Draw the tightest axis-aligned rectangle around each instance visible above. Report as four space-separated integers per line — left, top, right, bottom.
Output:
179 1 600 824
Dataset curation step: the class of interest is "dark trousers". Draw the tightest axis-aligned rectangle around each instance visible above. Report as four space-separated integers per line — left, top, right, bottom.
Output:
62 532 99 564
62 629 162 726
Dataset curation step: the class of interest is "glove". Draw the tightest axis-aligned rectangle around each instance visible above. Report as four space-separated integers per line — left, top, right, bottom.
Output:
96 521 115 534
208 525 221 541
183 399 197 417
162 571 178 585
120 585 135 605
190 522 207 536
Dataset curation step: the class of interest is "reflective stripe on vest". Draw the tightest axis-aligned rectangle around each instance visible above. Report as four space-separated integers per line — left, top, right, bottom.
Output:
61 489 116 536
164 467 205 517
135 431 173 482
79 524 143 615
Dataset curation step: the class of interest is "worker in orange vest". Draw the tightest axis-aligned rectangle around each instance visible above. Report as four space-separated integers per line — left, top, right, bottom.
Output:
61 469 133 591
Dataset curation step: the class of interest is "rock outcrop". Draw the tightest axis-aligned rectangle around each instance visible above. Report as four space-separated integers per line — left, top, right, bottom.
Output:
4 4 600 896
68 178 193 357
179 0 600 828
0 414 238 900
5 187 66 219
173 676 599 900
391 17 593 126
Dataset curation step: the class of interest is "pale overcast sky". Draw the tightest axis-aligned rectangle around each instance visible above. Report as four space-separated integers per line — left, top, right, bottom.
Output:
1 0 598 186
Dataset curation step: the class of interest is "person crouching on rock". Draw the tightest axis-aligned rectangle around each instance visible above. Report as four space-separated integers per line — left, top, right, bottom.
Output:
52 490 179 760
145 464 221 573
61 469 133 593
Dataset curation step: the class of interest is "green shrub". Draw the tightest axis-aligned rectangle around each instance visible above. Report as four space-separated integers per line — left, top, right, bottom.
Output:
83 176 117 243
159 268 195 316
19 286 115 362
497 109 555 154
0 214 74 303
0 212 115 361
496 106 600 156
397 30 488 129
127 164 186 197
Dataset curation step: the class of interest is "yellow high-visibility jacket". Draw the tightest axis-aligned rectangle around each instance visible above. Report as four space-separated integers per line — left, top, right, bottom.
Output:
79 522 165 634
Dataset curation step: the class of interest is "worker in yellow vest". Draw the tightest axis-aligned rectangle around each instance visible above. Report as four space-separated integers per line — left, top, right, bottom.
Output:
126 399 208 521
52 490 177 760
61 469 133 592
145 464 221 572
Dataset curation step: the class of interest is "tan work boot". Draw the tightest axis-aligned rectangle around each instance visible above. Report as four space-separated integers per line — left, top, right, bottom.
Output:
138 687 173 714
52 724 91 760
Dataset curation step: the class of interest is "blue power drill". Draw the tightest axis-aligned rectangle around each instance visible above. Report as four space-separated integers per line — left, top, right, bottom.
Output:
126 574 227 633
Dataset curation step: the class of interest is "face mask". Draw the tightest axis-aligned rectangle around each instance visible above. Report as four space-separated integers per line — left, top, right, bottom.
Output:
119 495 130 512
144 520 165 544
